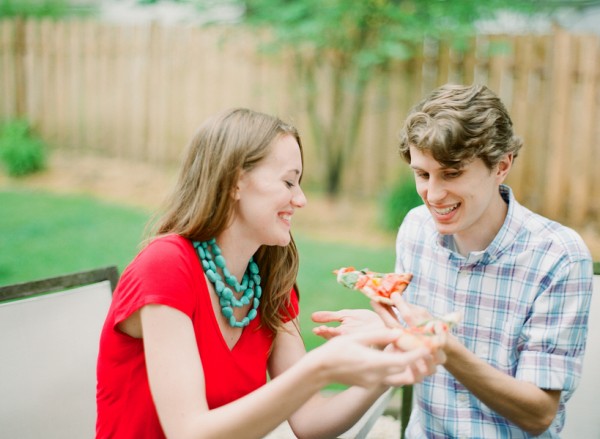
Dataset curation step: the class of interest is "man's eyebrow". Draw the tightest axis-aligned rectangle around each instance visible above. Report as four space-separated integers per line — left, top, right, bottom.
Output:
410 164 463 171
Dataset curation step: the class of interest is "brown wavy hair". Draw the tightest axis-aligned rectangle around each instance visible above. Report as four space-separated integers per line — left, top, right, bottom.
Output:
399 84 523 169
149 108 303 334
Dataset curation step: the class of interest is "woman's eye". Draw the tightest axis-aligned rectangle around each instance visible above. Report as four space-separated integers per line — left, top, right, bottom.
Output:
285 181 294 188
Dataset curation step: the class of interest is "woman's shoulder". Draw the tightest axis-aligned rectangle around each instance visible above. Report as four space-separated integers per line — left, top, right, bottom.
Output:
145 233 192 250
123 234 197 279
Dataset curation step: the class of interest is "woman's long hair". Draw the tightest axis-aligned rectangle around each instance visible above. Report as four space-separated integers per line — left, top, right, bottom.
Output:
150 108 303 334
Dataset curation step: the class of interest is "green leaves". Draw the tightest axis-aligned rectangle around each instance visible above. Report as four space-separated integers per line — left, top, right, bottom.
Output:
0 120 46 177
0 0 95 19
233 0 548 196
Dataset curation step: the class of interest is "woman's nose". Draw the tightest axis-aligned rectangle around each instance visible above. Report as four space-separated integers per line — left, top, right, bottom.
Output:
293 187 307 208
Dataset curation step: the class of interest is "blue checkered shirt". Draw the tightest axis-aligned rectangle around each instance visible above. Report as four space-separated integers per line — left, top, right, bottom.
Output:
396 185 593 438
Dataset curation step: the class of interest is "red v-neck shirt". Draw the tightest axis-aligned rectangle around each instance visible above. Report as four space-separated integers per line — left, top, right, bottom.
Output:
96 234 299 439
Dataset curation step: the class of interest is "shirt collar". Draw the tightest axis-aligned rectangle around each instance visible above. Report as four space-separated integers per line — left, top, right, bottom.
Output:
437 184 520 266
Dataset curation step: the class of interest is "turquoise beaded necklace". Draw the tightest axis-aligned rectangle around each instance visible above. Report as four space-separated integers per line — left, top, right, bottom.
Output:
193 239 261 328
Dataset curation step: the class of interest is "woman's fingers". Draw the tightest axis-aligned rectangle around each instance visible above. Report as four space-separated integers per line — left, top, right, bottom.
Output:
349 328 404 349
312 325 342 340
311 310 343 324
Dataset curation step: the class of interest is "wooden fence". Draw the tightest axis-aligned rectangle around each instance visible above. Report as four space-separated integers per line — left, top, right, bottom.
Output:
0 19 598 229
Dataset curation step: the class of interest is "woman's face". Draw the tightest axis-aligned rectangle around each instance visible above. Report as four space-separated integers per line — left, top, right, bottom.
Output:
233 134 306 247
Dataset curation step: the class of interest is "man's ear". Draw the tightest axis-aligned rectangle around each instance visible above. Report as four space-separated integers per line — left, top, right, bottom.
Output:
496 153 513 182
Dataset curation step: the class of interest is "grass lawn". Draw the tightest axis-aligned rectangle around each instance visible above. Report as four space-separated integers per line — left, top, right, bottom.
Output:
0 189 396 352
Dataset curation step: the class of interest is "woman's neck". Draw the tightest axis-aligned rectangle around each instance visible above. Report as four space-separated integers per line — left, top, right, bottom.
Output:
215 229 259 281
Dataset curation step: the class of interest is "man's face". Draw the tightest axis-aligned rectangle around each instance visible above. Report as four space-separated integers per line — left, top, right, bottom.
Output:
409 147 511 251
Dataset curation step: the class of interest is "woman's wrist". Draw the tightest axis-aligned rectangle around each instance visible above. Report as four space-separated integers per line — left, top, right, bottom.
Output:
297 347 331 391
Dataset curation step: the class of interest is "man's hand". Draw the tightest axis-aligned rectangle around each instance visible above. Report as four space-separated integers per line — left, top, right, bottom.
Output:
372 292 435 328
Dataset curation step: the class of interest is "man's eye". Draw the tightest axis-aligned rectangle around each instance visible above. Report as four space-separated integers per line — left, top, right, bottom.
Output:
445 172 462 179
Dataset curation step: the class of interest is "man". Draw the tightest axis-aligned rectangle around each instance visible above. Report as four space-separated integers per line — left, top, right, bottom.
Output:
393 83 592 438
313 84 593 438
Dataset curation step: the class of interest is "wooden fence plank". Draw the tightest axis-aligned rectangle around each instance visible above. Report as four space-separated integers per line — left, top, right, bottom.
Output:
0 20 15 118
508 34 532 199
569 35 598 226
545 29 573 220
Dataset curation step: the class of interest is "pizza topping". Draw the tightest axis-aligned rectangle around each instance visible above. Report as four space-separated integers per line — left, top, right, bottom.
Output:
333 266 461 351
334 266 412 304
394 311 462 351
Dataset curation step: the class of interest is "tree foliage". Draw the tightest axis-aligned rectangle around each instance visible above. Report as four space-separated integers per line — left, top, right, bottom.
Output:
155 0 566 195
229 0 548 195
0 0 95 19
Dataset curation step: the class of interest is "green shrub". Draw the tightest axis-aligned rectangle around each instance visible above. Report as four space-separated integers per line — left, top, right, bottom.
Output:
0 120 47 177
380 174 423 231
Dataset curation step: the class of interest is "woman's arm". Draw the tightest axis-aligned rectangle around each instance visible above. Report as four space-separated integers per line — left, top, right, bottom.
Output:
140 304 432 439
270 320 437 439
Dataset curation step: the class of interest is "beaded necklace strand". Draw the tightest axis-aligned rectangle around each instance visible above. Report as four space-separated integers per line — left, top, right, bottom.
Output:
193 239 261 328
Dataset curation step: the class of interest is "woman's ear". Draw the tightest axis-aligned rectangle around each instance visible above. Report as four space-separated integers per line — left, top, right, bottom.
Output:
232 186 241 200
233 170 246 200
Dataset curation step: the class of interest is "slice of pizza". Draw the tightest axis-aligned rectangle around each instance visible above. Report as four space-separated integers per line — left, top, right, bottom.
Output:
334 266 413 305
393 312 462 351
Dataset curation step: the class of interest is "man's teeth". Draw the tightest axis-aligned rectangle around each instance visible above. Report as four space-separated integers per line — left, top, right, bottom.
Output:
434 204 459 215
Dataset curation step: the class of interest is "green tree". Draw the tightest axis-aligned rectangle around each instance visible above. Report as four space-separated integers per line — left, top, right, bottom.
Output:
0 0 95 18
228 0 544 196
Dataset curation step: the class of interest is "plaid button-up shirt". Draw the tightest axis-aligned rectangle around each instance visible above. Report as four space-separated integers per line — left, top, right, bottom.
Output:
396 185 593 438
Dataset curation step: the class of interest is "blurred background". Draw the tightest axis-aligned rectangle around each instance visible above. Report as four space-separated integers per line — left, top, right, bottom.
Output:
1 0 599 350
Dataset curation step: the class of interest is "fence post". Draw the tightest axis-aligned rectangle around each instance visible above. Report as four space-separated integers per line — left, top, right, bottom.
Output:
12 17 26 118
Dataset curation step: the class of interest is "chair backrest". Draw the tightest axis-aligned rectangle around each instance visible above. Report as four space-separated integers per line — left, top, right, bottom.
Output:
0 266 118 439
562 262 600 439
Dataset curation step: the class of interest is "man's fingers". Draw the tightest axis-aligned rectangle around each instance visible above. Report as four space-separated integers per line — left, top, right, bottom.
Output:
371 301 402 328
390 293 418 326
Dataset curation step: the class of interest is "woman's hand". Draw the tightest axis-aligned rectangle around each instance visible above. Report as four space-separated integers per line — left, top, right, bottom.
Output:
312 308 385 340
309 329 437 388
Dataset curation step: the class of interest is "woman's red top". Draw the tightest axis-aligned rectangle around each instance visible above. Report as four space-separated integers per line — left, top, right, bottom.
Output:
96 234 299 438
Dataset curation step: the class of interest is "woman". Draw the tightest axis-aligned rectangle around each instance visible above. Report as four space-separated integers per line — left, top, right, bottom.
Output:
96 108 438 439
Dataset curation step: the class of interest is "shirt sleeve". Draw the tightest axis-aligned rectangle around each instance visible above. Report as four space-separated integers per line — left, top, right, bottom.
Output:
112 236 199 327
516 257 593 393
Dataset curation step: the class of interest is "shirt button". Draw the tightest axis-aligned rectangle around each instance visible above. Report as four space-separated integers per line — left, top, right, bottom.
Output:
458 393 469 403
